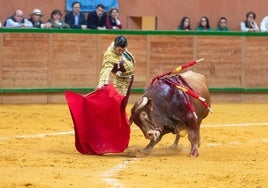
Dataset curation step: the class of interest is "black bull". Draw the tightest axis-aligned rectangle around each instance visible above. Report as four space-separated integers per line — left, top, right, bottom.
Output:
129 71 211 157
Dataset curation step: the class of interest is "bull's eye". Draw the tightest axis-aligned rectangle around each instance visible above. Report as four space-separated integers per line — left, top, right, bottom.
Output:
141 111 147 117
139 111 148 120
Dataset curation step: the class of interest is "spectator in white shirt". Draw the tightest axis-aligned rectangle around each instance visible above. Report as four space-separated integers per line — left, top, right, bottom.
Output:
5 9 33 28
240 11 259 32
260 16 268 32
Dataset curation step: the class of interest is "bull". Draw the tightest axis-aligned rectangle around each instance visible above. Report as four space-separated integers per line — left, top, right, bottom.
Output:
129 71 211 157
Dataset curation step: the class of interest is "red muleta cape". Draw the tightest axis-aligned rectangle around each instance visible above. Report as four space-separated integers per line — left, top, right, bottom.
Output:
65 84 130 155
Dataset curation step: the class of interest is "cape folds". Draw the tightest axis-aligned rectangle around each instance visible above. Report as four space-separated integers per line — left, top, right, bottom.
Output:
65 84 130 155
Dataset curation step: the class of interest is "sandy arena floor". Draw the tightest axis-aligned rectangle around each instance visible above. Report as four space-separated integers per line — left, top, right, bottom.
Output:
0 103 267 188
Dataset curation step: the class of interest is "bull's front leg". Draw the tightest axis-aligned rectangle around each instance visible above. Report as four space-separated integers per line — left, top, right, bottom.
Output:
142 134 163 155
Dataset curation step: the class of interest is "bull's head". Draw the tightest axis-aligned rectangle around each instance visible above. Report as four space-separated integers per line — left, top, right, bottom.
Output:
129 97 161 141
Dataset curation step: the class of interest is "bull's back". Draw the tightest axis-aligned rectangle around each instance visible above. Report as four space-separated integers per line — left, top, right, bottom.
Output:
180 71 211 119
181 71 207 89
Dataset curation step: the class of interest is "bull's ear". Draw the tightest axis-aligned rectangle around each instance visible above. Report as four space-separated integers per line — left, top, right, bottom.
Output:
148 98 153 111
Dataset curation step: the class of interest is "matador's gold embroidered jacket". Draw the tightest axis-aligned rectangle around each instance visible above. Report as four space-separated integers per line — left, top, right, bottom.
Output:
97 42 135 95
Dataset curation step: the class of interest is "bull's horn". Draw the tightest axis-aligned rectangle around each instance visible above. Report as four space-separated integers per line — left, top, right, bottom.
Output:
135 97 148 112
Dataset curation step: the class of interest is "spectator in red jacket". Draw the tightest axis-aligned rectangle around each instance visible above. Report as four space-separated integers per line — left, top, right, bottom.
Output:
106 7 122 30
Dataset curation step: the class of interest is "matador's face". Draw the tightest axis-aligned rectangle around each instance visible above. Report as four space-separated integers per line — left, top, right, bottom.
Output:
114 47 126 56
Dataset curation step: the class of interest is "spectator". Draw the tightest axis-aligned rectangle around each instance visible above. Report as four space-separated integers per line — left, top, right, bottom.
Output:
260 16 268 32
106 7 122 29
196 16 213 31
87 4 106 29
48 9 70 29
4 9 33 28
65 1 87 29
240 11 259 32
28 9 51 28
215 17 230 31
96 35 135 96
177 17 191 30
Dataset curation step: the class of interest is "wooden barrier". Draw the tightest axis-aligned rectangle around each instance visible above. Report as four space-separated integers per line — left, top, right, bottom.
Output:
0 29 267 103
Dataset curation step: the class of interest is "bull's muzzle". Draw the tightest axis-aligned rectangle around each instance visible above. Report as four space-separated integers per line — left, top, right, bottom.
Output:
146 130 160 141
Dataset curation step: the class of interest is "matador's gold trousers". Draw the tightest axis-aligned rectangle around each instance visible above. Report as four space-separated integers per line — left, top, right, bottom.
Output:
113 76 133 96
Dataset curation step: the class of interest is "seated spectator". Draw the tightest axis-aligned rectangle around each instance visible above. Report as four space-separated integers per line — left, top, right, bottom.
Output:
177 17 191 30
240 11 259 32
260 16 268 32
196 16 213 31
28 9 51 28
106 7 122 29
48 9 70 29
87 4 106 29
65 1 87 29
4 9 33 28
215 17 230 31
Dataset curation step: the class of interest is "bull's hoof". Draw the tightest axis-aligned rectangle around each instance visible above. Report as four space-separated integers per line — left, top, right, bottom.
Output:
189 150 199 157
140 148 152 156
126 148 150 158
123 148 149 158
169 144 178 149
